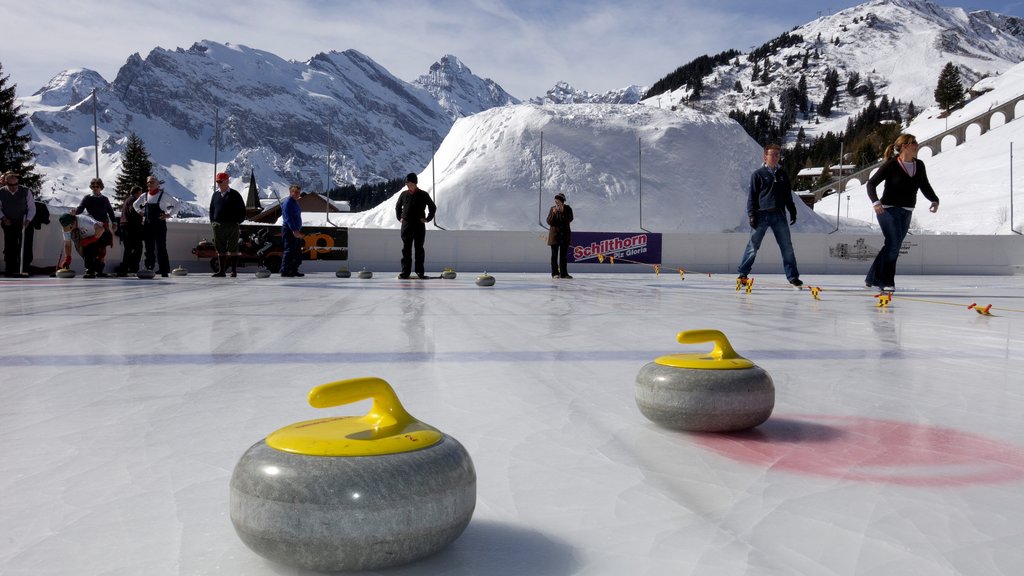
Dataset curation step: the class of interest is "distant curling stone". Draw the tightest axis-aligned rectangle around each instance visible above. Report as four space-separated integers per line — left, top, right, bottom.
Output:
255 269 271 278
171 266 188 276
55 268 76 278
358 268 373 279
230 377 476 572
635 329 774 432
475 272 495 287
441 268 457 280
136 269 156 279
336 267 351 278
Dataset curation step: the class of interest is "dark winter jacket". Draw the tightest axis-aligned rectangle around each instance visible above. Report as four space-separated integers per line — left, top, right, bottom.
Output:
75 194 116 224
546 204 573 246
747 165 797 218
209 188 246 224
866 158 939 209
395 188 436 227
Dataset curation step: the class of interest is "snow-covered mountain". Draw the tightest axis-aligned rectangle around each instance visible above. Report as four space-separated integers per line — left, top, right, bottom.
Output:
645 0 1024 142
412 54 519 121
328 104 834 233
530 81 648 105
21 42 514 213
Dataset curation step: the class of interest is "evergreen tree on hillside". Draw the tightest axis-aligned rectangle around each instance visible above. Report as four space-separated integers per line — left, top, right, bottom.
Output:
330 177 405 212
113 132 155 204
934 62 965 113
0 62 41 196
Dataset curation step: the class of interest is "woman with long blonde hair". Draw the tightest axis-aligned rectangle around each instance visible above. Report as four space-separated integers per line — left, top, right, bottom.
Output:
864 133 940 291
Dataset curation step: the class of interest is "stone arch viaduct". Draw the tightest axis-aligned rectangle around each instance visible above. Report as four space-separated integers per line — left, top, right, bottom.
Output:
810 92 1024 201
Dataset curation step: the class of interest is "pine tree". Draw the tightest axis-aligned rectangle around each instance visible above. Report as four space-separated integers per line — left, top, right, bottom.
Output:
113 132 155 204
0 62 41 196
934 62 965 113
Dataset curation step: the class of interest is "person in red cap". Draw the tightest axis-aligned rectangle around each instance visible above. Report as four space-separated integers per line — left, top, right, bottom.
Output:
209 172 246 277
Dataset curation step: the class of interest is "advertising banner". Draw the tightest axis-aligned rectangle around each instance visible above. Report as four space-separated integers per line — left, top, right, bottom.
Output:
571 231 662 264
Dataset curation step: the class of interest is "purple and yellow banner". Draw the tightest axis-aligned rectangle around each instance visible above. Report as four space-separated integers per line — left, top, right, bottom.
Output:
571 232 662 264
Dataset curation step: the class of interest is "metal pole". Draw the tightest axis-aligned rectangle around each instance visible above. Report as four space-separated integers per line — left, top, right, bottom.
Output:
92 89 100 180
432 133 445 230
639 137 651 232
324 122 334 227
539 131 547 229
829 142 843 234
213 109 220 192
1013 142 1021 234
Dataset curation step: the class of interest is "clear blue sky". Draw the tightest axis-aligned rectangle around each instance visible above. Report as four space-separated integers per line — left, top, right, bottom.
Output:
2 0 1023 100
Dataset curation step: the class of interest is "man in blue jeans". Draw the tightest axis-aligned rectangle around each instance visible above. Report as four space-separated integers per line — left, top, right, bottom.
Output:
736 143 802 287
280 184 305 277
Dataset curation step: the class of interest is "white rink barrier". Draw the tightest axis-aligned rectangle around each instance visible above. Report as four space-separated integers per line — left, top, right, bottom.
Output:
27 220 1024 275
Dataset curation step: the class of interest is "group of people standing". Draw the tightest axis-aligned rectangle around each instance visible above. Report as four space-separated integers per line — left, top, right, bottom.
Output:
56 175 181 278
4 138 938 285
737 134 939 292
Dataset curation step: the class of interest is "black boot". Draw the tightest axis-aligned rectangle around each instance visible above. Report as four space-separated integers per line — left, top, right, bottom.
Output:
213 255 226 277
230 255 237 278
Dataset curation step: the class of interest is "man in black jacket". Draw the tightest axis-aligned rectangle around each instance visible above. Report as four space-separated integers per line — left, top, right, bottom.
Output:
736 143 802 287
209 172 247 277
394 173 436 279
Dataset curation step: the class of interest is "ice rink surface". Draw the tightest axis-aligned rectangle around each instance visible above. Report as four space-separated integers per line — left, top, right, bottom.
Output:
2 271 1023 576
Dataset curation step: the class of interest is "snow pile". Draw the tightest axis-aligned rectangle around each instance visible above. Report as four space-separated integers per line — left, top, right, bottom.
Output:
330 104 834 232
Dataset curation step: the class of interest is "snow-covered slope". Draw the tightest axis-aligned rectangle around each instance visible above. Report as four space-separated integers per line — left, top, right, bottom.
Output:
816 59 1024 235
329 104 833 233
646 0 1024 142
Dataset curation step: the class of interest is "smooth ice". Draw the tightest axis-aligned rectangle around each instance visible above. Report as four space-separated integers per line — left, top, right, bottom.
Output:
2 272 1023 576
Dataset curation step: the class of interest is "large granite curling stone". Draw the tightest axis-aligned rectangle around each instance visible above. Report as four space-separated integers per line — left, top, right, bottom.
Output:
136 269 156 279
635 329 774 432
254 268 271 278
358 268 373 279
230 377 476 572
55 268 76 278
475 272 495 287
441 268 457 280
336 267 352 278
171 266 188 276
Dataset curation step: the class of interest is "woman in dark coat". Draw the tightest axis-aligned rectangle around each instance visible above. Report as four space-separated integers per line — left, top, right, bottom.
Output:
546 193 574 278
864 133 940 292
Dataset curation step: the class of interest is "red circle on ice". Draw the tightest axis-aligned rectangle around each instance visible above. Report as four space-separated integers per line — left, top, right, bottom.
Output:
692 414 1024 487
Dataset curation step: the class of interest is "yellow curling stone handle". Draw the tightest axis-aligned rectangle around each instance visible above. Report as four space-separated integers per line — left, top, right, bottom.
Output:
653 329 755 370
266 377 443 456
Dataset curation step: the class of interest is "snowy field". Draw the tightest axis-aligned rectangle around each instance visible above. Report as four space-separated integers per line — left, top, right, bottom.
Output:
2 271 1023 575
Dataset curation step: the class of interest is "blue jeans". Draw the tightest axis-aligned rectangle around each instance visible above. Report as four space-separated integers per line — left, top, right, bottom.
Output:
865 207 912 288
737 211 800 281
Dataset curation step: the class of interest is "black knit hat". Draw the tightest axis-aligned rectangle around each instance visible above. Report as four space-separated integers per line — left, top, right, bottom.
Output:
406 172 418 184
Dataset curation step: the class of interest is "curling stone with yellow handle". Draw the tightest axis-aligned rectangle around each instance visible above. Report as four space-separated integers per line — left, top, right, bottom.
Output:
635 330 774 432
230 377 476 572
